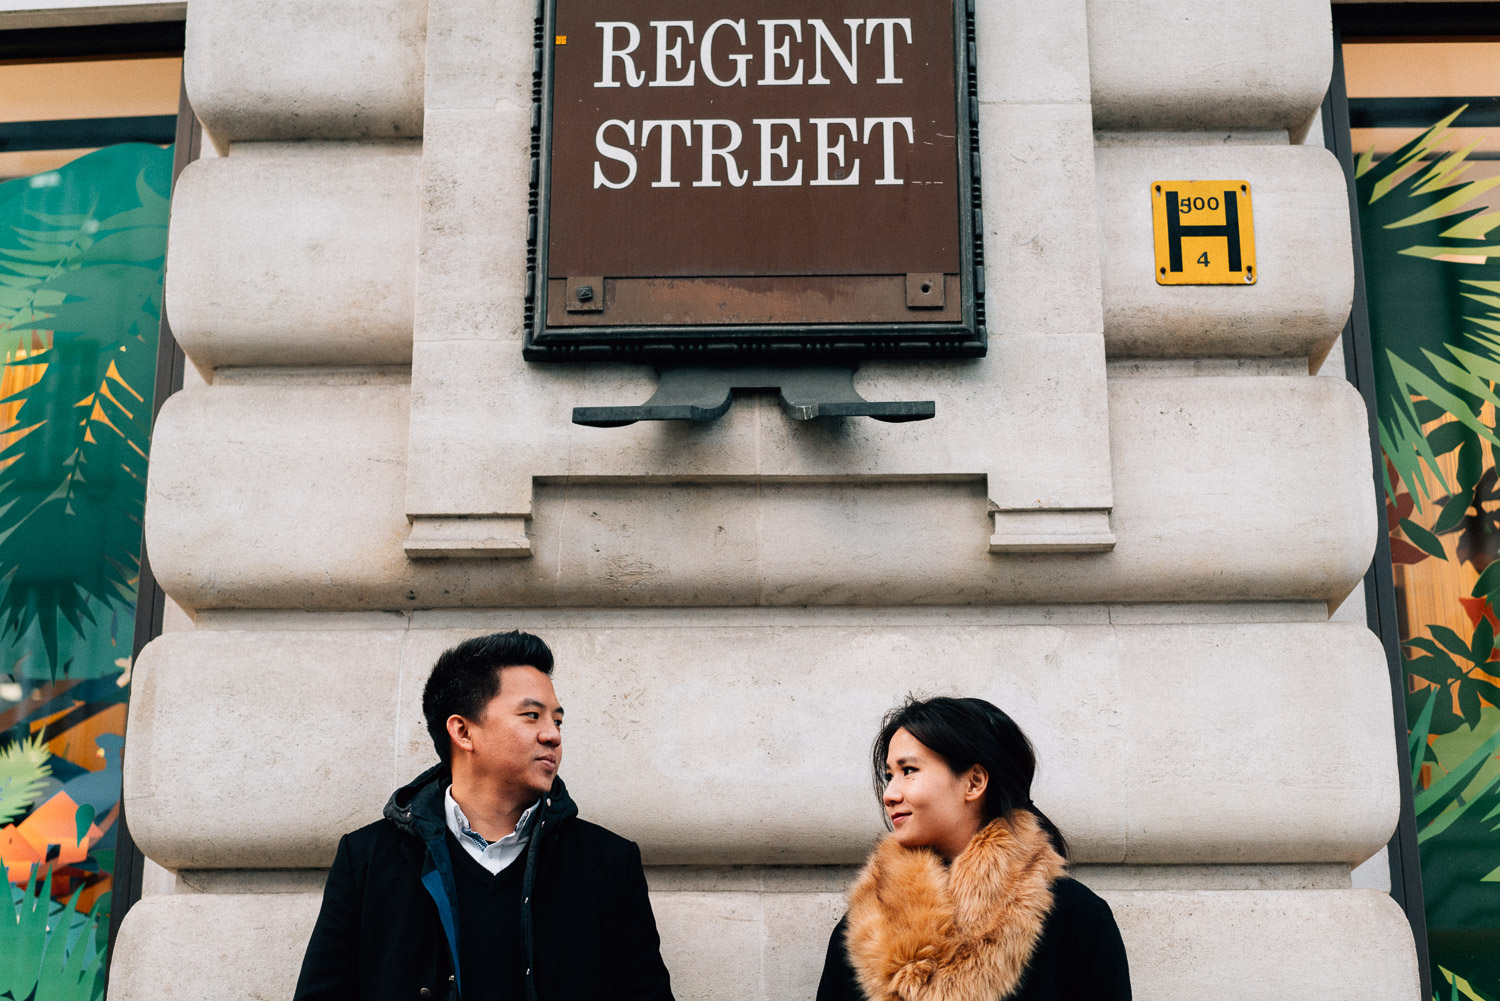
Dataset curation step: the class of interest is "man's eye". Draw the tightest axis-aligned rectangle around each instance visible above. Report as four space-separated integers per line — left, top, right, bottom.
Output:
523 712 540 719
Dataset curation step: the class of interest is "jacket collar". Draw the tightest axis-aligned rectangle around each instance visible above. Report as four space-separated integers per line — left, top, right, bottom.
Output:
382 762 580 846
844 811 1066 1001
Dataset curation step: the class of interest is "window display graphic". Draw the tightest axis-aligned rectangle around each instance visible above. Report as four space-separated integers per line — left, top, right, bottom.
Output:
0 142 171 1001
1356 106 1500 1001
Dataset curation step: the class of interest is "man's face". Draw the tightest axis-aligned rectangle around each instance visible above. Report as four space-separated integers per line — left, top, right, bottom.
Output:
458 665 563 798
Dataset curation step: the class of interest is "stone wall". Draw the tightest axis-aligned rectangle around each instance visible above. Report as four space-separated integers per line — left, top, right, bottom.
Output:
109 0 1422 998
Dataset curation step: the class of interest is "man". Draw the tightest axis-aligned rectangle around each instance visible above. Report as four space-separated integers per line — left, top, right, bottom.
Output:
294 630 674 1001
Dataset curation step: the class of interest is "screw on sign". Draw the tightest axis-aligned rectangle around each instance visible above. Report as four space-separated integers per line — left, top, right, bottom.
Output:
1150 180 1257 286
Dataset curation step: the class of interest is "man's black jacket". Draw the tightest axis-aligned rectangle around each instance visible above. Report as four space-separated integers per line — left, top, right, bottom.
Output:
293 764 674 1001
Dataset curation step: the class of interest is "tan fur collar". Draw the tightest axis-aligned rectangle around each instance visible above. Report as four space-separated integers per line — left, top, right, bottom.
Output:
844 813 1066 1001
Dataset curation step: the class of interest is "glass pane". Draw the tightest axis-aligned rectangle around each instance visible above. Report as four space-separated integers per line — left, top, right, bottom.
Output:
0 53 176 1001
1347 38 1500 1001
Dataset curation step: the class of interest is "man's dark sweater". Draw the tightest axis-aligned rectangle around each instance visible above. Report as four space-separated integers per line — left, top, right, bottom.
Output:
449 831 527 1001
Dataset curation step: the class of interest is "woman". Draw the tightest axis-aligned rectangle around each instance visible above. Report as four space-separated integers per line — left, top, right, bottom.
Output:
816 697 1131 1001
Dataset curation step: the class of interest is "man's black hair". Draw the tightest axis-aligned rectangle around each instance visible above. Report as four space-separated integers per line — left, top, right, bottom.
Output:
422 630 555 764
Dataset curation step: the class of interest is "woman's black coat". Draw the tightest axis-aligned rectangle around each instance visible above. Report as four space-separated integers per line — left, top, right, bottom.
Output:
815 876 1131 1001
293 765 673 1001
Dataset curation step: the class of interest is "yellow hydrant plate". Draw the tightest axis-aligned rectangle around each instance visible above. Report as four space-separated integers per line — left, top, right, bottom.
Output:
1151 180 1256 285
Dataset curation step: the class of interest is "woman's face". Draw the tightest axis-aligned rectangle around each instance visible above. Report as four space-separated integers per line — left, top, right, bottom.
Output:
882 727 987 858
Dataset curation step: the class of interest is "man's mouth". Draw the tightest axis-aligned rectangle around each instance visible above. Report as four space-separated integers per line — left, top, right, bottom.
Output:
536 755 558 769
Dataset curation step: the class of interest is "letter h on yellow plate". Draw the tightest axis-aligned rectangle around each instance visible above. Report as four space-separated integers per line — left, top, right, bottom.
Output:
1151 180 1257 285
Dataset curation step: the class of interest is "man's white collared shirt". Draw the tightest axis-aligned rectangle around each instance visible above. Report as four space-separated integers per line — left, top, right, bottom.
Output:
444 786 538 875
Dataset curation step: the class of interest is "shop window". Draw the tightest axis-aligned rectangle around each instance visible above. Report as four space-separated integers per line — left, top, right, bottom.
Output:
1335 14 1500 1001
0 25 182 1001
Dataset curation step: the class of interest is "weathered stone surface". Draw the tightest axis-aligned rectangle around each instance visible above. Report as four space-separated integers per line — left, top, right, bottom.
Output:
108 893 321 1001
145 384 414 610
1086 0 1332 133
166 150 419 370
413 108 530 347
975 0 1091 105
1096 144 1353 360
148 375 1371 609
106 886 1417 1001
1110 889 1419 1001
980 103 1104 337
424 0 536 111
125 618 1393 869
125 629 406 868
184 0 425 141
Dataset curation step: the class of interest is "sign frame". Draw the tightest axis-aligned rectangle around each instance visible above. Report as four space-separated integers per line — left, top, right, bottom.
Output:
1151 180 1257 286
523 0 987 363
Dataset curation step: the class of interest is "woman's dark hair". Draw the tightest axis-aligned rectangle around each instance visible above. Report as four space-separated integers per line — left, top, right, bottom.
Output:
872 695 1068 858
422 630 555 764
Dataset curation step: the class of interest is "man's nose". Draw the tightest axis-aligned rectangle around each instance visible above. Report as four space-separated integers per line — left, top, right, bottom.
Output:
540 721 561 745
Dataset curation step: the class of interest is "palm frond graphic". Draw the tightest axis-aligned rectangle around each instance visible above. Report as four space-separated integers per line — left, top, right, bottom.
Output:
0 145 171 673
0 732 51 826
1358 108 1500 514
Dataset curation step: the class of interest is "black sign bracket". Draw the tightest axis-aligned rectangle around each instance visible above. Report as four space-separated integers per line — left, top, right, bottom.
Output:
571 366 936 427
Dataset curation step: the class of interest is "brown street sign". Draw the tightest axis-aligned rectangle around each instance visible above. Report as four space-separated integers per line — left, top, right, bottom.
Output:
525 0 984 362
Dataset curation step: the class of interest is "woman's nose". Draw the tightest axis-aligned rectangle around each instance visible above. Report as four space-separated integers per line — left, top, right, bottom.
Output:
882 782 901 806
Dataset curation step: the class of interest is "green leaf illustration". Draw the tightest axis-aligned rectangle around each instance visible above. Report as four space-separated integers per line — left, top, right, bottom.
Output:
0 144 171 674
1402 517 1449 559
0 732 51 825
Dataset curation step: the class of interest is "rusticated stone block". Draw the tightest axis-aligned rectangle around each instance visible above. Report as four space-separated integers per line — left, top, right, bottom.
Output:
1087 0 1331 133
185 0 425 141
167 149 420 370
125 618 1394 869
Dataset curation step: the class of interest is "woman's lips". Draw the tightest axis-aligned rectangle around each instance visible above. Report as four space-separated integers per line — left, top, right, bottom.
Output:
891 812 911 826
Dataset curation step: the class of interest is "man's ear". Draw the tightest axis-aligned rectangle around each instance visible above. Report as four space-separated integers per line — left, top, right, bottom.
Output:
446 714 474 755
963 764 989 803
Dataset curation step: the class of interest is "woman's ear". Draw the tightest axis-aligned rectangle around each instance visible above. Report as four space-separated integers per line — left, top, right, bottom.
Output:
963 764 989 803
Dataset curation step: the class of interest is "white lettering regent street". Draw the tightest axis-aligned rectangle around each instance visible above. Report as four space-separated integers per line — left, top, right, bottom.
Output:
589 18 918 190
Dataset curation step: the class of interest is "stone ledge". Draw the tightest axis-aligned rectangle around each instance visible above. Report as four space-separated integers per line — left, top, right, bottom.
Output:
125 620 1395 869
106 887 1417 1001
990 509 1116 552
146 374 1373 608
404 516 531 558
